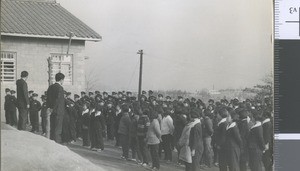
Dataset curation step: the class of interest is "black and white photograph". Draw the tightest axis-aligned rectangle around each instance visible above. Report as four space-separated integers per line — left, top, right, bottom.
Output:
1 0 273 171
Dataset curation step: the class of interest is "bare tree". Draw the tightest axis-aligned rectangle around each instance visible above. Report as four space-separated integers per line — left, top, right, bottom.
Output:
85 69 100 92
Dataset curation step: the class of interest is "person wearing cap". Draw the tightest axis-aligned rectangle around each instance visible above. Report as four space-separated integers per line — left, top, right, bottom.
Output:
81 101 91 147
90 102 105 151
202 109 214 168
161 108 175 163
215 108 229 171
95 91 100 95
225 109 242 171
146 109 161 170
137 109 151 166
103 92 109 101
80 91 86 98
248 110 265 171
29 93 42 133
65 92 77 143
74 94 83 140
118 104 132 160
28 90 34 126
16 71 30 130
89 92 95 103
46 72 66 143
4 88 11 125
106 101 116 141
9 90 18 127
237 109 251 171
262 110 273 171
40 95 49 137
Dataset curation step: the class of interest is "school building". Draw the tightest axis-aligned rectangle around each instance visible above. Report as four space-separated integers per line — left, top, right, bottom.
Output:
0 0 101 120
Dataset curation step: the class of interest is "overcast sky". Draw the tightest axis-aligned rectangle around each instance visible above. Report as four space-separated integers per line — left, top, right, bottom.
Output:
58 0 272 92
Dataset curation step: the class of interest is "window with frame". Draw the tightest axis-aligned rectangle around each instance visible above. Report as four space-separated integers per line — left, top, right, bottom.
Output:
1 51 17 83
48 53 73 85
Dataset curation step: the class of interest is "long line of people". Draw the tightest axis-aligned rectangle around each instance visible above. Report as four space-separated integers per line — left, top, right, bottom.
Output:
4 88 273 171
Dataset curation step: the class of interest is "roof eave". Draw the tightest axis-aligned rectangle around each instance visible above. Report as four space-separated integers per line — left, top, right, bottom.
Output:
1 32 102 42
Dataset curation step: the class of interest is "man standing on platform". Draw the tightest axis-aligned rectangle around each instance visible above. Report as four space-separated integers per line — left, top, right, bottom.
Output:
46 73 65 143
16 71 29 130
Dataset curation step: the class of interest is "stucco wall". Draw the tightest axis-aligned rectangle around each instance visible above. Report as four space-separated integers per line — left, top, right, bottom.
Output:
1 36 87 121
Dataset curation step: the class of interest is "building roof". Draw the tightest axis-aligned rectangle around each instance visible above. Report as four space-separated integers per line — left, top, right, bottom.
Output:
1 0 102 41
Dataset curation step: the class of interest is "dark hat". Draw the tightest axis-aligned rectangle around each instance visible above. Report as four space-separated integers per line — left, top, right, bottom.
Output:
95 91 100 95
32 93 38 97
10 90 16 94
158 94 163 98
29 90 34 94
89 92 94 96
142 90 147 94
66 92 71 96
5 88 10 92
191 97 196 102
95 94 102 99
148 90 153 94
233 98 239 105
126 91 132 95
41 95 46 99
107 101 113 105
184 98 190 103
208 99 214 103
112 92 117 95
122 104 130 112
191 110 200 119
166 96 171 99
74 94 80 98
81 91 86 95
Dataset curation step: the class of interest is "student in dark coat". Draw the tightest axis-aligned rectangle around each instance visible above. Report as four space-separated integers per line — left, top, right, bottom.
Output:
115 105 123 147
215 108 229 171
9 90 18 127
29 93 42 132
81 102 91 147
40 95 48 135
237 109 251 171
74 94 83 139
90 103 105 151
46 73 65 143
262 111 273 171
137 108 151 166
189 110 204 171
106 101 116 140
16 71 30 130
118 104 132 160
202 109 214 168
4 88 11 124
248 111 265 171
65 92 77 143
225 110 242 171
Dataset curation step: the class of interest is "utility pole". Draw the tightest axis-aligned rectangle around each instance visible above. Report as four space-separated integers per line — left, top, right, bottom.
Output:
137 50 143 103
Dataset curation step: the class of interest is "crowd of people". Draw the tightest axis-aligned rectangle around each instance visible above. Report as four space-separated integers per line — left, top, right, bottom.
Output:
4 71 273 171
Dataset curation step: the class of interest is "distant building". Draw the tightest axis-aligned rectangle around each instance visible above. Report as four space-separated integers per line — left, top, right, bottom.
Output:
1 0 101 120
209 89 221 95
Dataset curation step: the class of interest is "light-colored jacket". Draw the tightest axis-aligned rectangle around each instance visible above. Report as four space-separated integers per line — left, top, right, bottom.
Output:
161 115 174 135
146 119 161 145
178 118 201 163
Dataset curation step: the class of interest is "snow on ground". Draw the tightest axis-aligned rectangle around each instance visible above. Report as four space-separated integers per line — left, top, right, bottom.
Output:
1 123 105 171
